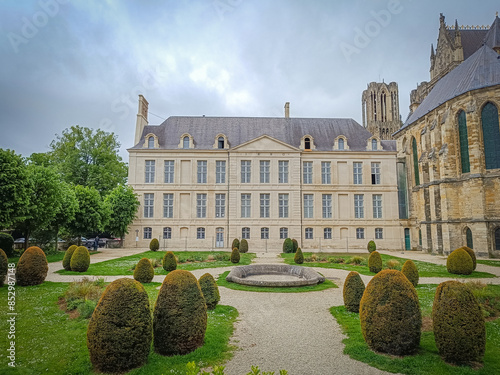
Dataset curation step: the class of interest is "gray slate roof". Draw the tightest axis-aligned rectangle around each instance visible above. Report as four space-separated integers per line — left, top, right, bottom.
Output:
447 28 488 60
131 116 396 152
483 15 500 50
401 45 500 130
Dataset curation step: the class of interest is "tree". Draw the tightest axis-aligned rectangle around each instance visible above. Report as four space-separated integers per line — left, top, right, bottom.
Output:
46 182 77 250
50 126 127 196
104 185 140 245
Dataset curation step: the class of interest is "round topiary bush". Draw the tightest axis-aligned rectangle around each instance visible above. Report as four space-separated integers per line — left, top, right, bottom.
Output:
70 246 90 272
163 251 177 272
199 273 220 310
232 238 240 250
368 251 382 273
432 280 485 364
0 248 8 287
282 238 293 253
231 247 240 263
134 258 154 283
460 246 476 270
401 259 419 287
292 239 298 253
360 269 421 356
87 278 152 373
240 239 248 253
16 246 48 286
153 270 207 356
62 245 78 271
0 233 15 257
343 271 365 313
447 247 473 275
150 238 160 251
367 240 376 253
294 247 304 264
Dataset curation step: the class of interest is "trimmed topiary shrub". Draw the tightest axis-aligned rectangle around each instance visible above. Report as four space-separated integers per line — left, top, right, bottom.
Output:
367 240 376 253
150 238 160 251
16 246 48 286
134 258 154 283
294 247 304 264
432 280 485 364
401 259 419 287
0 248 8 287
199 273 220 310
232 238 240 250
368 251 382 273
292 239 298 253
70 246 90 272
0 233 15 257
240 239 248 253
283 238 293 253
62 245 78 271
360 269 421 356
153 270 207 356
231 247 240 263
343 271 365 313
447 247 473 275
87 278 152 373
460 246 476 270
163 251 177 272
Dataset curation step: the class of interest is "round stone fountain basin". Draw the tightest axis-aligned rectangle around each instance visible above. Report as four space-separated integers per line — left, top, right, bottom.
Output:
226 264 325 287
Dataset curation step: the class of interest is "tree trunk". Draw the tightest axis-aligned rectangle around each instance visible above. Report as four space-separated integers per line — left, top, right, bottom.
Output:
24 227 30 251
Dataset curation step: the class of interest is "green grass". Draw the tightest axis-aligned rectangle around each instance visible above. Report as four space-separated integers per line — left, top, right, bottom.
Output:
330 284 500 375
217 270 337 293
477 259 500 267
0 281 238 374
56 251 256 276
281 252 496 278
8 250 99 265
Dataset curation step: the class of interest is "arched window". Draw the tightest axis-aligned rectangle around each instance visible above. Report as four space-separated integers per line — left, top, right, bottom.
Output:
148 136 154 149
163 227 171 239
465 227 473 249
372 139 377 151
218 136 224 149
412 138 420 185
304 137 311 150
458 110 470 173
338 138 344 150
183 136 190 149
495 227 500 251
481 102 500 170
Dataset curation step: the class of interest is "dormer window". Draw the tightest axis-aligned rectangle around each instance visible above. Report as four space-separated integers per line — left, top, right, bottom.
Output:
300 135 315 151
179 133 194 149
213 134 229 149
338 138 344 150
143 133 158 149
218 137 224 149
372 139 378 150
304 137 311 150
148 136 154 149
183 136 190 149
334 135 349 150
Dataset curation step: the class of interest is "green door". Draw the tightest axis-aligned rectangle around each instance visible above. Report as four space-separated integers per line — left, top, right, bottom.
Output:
404 228 411 250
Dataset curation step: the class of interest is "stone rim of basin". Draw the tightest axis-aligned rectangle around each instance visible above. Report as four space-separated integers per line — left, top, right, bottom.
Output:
226 264 325 287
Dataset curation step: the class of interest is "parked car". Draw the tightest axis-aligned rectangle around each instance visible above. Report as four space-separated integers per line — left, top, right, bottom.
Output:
84 238 107 249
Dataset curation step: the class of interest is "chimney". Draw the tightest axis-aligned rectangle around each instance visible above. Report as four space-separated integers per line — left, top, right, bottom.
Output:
284 102 290 118
134 95 149 145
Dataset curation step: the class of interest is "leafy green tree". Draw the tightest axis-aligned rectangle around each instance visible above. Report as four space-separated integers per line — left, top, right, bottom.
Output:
104 185 140 245
47 183 78 250
50 126 127 195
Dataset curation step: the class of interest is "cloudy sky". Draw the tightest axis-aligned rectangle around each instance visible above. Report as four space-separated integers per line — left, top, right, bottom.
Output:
0 0 498 162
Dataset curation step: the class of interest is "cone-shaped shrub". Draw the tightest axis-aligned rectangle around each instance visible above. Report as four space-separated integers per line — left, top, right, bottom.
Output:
150 238 159 251
368 251 382 273
87 278 152 373
0 233 15 257
62 245 78 271
199 273 220 310
16 246 48 286
367 240 376 253
447 248 473 275
240 239 248 253
153 270 207 356
401 259 419 287
282 238 293 253
70 246 90 272
134 258 154 283
432 280 485 364
163 251 177 272
343 271 365 313
0 248 8 287
460 246 476 270
232 238 240 250
360 269 421 355
294 247 304 264
292 239 298 253
231 247 240 263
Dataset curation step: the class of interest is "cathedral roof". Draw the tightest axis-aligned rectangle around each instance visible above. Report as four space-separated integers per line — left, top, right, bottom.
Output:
451 29 489 59
131 116 396 152
483 15 500 50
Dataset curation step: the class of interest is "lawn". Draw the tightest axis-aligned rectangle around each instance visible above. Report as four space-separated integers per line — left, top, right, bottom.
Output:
56 251 256 276
0 281 238 374
281 252 496 278
477 259 500 267
330 284 500 375
8 250 100 265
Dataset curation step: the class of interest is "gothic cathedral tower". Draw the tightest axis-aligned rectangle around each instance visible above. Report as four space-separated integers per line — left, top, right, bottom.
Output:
362 81 402 140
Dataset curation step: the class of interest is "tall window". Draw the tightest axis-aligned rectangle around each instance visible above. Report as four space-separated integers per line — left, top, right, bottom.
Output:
324 228 332 239
260 193 270 218
372 139 378 150
144 193 154 218
164 160 174 183
216 161 226 184
218 136 225 149
148 136 154 148
466 227 473 249
303 162 313 184
353 162 363 184
304 137 311 150
481 102 500 170
458 110 470 173
196 194 207 218
279 193 289 218
144 227 152 239
163 193 173 218
356 228 364 239
280 227 288 239
412 138 420 185
163 227 172 239
338 138 345 150
241 161 251 183
241 194 251 218
197 227 205 239
372 194 382 218
260 160 270 183
261 227 269 239
145 160 155 183
279 161 289 183
215 194 225 218
304 194 314 218
305 227 313 239
322 194 332 218
375 228 383 239
371 162 381 184
242 227 250 239
354 194 364 219
197 161 207 184
321 162 331 184
495 228 500 251
183 136 190 149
